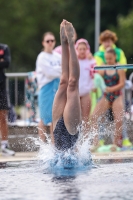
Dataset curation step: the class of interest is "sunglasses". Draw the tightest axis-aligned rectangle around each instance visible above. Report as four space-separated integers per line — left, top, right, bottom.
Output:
45 39 55 43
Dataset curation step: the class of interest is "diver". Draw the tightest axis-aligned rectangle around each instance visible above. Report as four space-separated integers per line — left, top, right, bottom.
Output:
51 20 82 152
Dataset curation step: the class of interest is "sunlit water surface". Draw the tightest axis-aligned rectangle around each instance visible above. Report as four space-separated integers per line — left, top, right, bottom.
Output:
1 161 133 200
1 131 133 200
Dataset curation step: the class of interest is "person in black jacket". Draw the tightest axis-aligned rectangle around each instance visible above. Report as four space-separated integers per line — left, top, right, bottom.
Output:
0 43 15 156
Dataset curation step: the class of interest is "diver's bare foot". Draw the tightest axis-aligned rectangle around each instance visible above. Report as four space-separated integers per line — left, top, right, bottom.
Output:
65 21 75 44
60 20 67 43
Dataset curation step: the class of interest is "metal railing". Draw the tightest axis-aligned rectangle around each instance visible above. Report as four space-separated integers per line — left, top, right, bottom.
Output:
6 73 28 107
5 73 133 122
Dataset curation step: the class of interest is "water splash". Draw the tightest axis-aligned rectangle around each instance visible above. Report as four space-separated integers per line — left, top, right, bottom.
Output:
27 115 121 176
29 126 96 175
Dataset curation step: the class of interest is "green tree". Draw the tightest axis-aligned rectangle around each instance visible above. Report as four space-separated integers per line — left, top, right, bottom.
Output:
112 11 133 62
0 0 65 72
0 0 133 72
111 10 133 76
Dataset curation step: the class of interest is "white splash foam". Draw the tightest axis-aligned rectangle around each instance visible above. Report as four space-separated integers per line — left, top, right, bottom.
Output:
33 127 96 174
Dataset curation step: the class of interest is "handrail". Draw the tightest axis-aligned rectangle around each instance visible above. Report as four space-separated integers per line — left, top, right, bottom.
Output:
6 73 28 77
129 72 133 87
4 72 133 122
5 73 28 108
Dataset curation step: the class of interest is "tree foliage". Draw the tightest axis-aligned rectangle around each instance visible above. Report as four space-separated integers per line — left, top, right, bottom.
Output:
112 11 133 62
0 0 133 72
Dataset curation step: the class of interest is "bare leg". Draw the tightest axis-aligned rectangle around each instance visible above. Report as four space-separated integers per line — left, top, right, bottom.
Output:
49 124 54 144
63 21 81 134
90 97 110 145
0 110 8 141
112 96 124 146
90 97 110 129
38 120 49 142
52 20 69 131
80 94 91 126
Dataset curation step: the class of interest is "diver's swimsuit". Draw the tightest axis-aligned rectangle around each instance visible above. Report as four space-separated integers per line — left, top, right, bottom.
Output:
103 70 121 104
53 116 79 151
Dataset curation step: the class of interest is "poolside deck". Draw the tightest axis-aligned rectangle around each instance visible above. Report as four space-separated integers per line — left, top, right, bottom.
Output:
0 151 133 163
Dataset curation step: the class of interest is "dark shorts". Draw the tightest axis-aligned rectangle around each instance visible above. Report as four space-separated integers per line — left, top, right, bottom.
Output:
0 80 8 110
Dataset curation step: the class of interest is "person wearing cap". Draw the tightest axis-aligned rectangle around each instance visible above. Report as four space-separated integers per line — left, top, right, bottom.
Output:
75 38 96 128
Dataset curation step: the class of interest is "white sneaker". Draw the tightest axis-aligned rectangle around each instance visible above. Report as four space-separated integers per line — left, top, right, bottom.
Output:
1 144 15 156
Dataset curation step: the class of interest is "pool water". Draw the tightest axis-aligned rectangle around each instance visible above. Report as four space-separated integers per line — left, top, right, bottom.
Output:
1 160 133 200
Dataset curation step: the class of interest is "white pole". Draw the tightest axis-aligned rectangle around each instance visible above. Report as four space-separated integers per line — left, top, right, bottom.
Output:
95 0 100 52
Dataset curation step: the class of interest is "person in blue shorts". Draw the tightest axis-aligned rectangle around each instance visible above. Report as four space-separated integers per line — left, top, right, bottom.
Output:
52 20 81 151
36 32 61 142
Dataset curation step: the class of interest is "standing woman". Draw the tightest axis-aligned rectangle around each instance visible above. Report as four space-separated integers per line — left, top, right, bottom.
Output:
75 39 96 127
36 32 61 142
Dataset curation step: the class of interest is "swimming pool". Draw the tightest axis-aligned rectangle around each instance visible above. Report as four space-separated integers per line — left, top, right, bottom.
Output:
0 159 133 200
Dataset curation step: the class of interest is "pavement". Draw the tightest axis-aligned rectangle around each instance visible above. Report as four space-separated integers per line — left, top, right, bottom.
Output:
0 151 133 163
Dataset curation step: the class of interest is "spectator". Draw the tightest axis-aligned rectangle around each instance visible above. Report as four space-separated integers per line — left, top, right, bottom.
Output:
75 39 96 127
36 32 61 142
94 30 127 65
25 71 38 123
94 30 131 148
93 30 127 112
90 48 126 150
0 43 15 156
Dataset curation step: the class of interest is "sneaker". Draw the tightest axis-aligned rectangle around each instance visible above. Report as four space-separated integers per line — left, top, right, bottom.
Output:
99 139 105 146
1 144 15 156
122 138 132 147
96 144 121 153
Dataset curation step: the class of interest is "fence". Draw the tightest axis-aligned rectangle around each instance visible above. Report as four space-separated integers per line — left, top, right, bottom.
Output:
6 73 31 125
5 73 133 123
6 73 28 107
